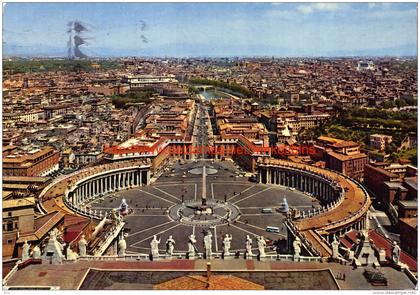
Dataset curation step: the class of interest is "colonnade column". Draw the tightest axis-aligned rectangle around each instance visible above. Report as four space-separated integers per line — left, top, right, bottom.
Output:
133 171 138 186
297 174 300 190
138 171 142 186
86 182 90 198
71 168 151 210
101 178 105 194
79 185 83 203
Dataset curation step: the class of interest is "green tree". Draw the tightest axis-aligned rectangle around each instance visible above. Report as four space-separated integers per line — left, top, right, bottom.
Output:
409 153 417 166
395 99 407 108
389 152 399 163
385 143 397 155
383 100 396 109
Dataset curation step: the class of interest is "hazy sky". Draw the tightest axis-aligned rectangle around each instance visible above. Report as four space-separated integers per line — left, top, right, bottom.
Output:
3 2 418 56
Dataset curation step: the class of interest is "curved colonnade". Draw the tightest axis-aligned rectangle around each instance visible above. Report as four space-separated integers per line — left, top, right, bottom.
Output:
39 159 151 220
38 157 370 259
257 158 371 258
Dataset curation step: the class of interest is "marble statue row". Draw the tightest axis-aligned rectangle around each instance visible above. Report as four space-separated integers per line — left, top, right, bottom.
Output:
20 230 89 264
145 231 269 259
21 226 403 267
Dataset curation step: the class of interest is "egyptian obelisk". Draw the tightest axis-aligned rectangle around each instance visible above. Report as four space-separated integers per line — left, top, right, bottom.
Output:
202 166 207 206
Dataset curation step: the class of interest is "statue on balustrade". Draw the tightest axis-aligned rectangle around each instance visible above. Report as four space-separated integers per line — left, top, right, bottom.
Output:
188 234 197 258
78 235 88 256
32 245 41 259
222 234 232 256
203 231 213 259
166 235 176 256
245 235 253 258
110 208 122 224
257 236 266 258
150 235 161 258
391 241 401 264
293 236 302 257
118 234 127 256
331 236 340 259
22 240 30 261
66 244 79 261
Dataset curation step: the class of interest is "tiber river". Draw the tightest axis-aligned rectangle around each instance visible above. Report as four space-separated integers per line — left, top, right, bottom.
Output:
199 89 232 100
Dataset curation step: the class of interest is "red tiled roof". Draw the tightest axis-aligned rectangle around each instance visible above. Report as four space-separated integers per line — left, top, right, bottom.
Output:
327 150 367 161
62 214 90 244
332 141 359 148
222 134 270 154
104 135 191 155
17 211 65 243
339 236 353 249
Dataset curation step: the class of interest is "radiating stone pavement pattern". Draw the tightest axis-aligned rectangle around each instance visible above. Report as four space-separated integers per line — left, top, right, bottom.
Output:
90 160 321 255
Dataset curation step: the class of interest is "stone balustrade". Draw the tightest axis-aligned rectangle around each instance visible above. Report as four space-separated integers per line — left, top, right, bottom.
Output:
91 221 125 257
78 253 321 262
2 262 19 286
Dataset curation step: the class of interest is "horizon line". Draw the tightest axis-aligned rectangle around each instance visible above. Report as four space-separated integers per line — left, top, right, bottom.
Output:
4 55 418 59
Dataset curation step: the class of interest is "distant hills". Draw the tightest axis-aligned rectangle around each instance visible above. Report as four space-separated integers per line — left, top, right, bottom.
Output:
3 42 417 58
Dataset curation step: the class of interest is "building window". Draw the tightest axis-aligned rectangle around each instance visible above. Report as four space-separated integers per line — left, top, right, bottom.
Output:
8 212 12 217
7 220 13 231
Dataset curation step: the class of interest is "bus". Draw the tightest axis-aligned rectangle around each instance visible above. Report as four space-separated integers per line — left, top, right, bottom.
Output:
266 226 280 233
261 208 273 213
